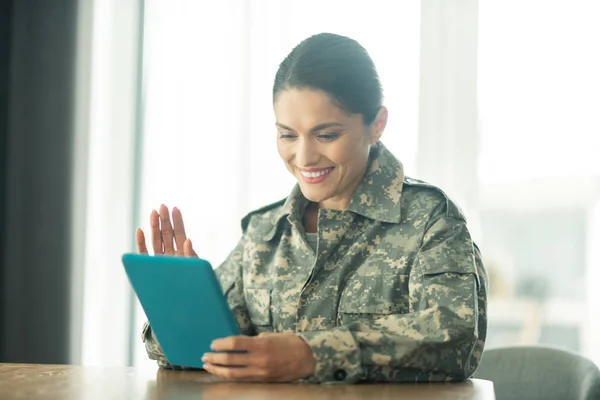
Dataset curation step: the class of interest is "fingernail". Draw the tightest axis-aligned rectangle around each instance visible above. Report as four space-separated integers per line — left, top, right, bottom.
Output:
210 343 215 350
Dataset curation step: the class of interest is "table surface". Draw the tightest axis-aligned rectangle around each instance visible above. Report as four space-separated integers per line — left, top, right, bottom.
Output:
0 363 495 400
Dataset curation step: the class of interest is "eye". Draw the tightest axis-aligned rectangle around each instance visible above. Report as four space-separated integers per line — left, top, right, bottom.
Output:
278 132 297 140
317 133 340 142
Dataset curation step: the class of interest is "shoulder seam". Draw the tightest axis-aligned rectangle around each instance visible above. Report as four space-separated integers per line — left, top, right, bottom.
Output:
241 197 286 232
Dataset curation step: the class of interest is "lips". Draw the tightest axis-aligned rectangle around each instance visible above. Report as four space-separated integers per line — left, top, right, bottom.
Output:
298 167 334 184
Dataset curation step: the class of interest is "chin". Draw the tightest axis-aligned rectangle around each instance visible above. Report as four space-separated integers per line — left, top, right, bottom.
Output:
297 186 324 203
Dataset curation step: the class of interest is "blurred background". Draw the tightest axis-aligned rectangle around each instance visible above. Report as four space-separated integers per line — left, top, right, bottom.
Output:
1 0 598 374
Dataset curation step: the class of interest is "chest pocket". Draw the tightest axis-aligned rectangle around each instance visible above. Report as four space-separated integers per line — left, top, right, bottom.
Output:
337 273 410 326
244 288 273 333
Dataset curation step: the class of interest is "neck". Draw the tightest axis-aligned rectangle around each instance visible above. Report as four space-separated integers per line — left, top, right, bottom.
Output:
318 171 366 211
302 202 319 233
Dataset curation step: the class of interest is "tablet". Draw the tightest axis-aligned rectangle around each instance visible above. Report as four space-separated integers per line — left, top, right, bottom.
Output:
122 253 240 368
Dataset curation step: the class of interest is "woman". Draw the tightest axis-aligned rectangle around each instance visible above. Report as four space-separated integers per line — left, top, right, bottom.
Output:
136 33 487 383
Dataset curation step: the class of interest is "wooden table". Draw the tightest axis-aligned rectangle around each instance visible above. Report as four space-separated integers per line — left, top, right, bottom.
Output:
0 363 495 400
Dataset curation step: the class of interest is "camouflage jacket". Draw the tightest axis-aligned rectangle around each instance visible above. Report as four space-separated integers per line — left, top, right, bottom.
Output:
143 141 488 383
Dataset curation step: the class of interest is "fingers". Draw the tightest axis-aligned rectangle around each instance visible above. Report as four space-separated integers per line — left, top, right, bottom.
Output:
210 336 257 352
172 207 187 255
136 228 148 254
184 239 198 258
204 334 314 383
146 205 193 257
150 210 162 255
202 363 268 382
203 336 262 380
202 351 253 368
159 204 175 254
148 205 193 257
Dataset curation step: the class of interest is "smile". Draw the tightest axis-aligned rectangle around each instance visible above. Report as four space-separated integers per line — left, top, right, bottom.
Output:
298 167 334 184
300 167 334 178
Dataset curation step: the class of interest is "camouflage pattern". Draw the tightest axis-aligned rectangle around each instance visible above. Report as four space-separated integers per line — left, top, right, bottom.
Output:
143 141 488 383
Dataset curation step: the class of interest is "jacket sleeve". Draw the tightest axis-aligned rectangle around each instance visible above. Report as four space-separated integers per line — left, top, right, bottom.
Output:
142 235 254 368
296 214 488 383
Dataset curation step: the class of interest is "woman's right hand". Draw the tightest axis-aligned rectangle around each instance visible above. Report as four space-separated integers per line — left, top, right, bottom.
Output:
136 204 198 257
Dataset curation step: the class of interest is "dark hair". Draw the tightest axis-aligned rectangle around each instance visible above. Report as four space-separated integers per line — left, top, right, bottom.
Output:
273 33 383 126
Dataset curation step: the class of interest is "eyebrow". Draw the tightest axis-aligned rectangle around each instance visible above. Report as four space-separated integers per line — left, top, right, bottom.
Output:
275 122 344 133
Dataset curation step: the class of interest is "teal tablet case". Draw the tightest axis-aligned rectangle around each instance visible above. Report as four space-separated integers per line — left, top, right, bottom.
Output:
122 253 240 368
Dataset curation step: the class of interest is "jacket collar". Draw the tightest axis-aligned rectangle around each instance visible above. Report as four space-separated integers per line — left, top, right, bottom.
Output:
346 141 404 224
262 141 404 240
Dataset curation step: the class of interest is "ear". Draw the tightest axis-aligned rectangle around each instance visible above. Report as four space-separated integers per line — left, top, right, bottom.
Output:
369 107 388 145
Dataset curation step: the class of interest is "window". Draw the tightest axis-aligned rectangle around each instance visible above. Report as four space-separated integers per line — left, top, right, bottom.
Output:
79 0 599 369
478 0 600 364
134 0 421 369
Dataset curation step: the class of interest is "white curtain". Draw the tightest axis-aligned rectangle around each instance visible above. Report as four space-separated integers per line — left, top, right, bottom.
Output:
74 0 144 366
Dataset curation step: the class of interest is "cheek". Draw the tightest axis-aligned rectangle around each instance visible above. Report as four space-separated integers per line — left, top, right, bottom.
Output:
277 142 296 175
329 141 367 171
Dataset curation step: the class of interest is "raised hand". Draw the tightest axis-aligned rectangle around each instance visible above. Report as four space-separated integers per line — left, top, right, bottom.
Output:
136 204 197 257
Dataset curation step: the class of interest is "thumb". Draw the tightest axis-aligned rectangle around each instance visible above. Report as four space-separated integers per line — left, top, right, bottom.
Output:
136 228 148 254
184 238 198 258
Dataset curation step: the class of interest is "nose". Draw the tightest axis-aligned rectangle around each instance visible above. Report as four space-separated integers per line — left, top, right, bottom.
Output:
295 136 320 167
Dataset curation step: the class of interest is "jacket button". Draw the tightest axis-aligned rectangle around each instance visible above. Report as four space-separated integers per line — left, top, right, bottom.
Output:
333 369 347 381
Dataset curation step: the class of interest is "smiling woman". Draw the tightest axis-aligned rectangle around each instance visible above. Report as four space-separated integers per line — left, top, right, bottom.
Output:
273 33 388 217
136 33 488 384
274 88 383 213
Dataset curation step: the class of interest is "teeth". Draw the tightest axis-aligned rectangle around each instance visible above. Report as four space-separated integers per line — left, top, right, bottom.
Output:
300 168 333 178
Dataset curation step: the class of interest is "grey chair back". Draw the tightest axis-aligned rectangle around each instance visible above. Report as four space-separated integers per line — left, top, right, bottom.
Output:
473 346 600 400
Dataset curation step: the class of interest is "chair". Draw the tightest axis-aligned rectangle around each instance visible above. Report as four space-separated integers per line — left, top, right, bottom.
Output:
473 346 600 400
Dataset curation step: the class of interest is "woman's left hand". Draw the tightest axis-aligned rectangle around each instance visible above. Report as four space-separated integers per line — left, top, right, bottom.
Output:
201 333 316 382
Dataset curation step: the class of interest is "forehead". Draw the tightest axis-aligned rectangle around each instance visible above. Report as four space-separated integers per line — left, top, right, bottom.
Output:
273 88 359 129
